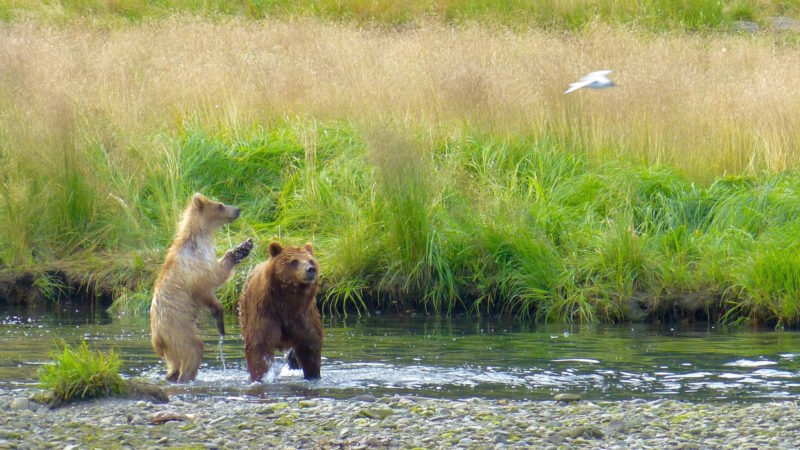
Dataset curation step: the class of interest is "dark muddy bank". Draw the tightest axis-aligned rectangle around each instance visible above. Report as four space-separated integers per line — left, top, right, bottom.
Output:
0 267 751 326
0 270 116 311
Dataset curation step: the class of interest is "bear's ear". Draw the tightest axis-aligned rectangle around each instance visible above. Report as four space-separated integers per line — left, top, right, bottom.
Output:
304 243 314 255
192 193 205 211
268 241 283 257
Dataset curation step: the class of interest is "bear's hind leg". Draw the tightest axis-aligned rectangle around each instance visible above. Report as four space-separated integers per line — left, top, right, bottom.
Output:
166 361 179 382
177 339 204 383
162 348 181 382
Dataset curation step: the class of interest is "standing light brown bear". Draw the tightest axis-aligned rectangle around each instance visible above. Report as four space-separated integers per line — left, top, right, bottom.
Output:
150 193 253 383
239 241 323 381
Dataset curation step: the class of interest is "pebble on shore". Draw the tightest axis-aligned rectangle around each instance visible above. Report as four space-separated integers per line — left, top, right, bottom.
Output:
1 390 797 449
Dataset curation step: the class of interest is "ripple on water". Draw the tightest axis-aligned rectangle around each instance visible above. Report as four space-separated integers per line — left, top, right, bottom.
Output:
752 368 794 378
552 358 601 364
724 359 777 368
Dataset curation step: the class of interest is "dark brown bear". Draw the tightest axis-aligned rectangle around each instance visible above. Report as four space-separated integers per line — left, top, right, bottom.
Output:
238 241 323 381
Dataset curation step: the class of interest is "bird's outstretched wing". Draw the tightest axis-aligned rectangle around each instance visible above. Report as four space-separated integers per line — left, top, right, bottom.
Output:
564 78 594 94
564 70 613 94
581 70 612 80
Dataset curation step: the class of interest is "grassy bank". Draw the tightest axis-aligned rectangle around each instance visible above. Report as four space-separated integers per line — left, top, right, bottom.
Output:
5 119 800 325
2 20 800 324
2 0 800 32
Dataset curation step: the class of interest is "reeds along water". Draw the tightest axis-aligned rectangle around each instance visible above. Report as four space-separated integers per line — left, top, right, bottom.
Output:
2 20 800 324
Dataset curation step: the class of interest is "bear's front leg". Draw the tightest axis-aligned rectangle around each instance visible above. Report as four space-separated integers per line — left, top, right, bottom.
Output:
291 318 323 380
214 237 254 285
209 299 225 336
245 343 273 382
292 341 322 380
243 317 281 382
197 291 226 336
224 238 254 265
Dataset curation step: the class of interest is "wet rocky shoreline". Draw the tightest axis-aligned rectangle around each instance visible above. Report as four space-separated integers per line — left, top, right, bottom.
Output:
2 389 799 449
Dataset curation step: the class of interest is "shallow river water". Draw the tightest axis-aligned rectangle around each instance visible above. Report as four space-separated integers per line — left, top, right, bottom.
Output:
3 306 800 402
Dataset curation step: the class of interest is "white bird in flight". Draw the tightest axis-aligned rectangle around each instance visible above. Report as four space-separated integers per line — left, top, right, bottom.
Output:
564 70 617 94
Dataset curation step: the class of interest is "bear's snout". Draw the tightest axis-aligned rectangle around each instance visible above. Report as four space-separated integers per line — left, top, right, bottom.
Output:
305 264 317 281
232 207 241 219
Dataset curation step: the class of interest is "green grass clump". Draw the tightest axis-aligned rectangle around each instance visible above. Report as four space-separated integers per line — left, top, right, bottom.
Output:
38 341 125 407
2 0 798 32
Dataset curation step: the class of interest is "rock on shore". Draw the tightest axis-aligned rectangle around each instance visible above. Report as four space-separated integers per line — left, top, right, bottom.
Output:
1 390 798 449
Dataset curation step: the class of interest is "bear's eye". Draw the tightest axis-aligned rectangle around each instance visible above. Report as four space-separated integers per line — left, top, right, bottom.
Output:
217 204 224 212
290 259 299 268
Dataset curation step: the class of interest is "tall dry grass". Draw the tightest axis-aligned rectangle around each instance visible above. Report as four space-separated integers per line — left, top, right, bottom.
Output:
2 20 800 178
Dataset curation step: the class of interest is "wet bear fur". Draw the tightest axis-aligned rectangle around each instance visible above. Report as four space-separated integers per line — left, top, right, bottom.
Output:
150 193 252 383
238 241 323 381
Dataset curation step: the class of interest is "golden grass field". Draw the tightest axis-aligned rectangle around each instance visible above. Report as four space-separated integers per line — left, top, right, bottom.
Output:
2 19 800 180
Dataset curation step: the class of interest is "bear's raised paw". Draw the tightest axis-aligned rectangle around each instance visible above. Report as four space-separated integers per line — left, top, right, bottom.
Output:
228 238 254 264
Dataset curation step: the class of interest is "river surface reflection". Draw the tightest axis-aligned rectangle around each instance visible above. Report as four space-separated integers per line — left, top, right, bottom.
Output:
2 306 800 402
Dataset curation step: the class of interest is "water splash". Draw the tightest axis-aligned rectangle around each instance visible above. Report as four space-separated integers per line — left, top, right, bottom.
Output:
263 358 284 383
217 335 226 371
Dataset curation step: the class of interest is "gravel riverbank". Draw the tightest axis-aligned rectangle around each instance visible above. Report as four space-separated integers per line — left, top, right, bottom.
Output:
1 389 798 449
